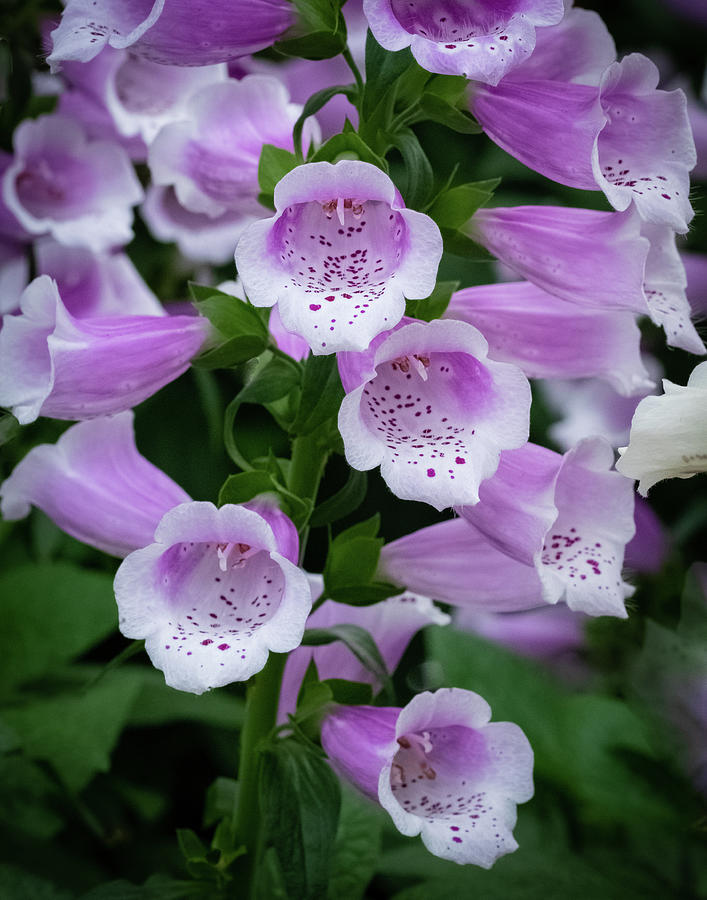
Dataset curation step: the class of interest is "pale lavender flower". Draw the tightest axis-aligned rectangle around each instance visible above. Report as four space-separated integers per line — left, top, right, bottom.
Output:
337 318 531 510
379 438 636 617
278 583 450 720
35 238 163 318
149 76 314 219
321 688 534 866
3 114 143 252
47 0 295 70
471 205 705 354
0 276 210 424
470 45 696 233
0 412 190 557
363 0 564 84
455 605 585 661
444 281 653 395
235 161 443 354
115 501 311 693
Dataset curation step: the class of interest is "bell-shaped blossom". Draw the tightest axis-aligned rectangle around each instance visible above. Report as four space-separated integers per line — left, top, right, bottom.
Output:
444 281 652 395
61 46 227 144
0 152 31 314
321 688 533 867
683 251 707 318
0 412 191 557
363 0 563 84
115 501 311 693
149 76 313 219
279 585 450 720
218 279 310 361
3 114 143 252
471 205 705 353
141 185 249 265
616 361 707 495
235 160 443 354
47 0 295 70
539 370 659 452
337 318 531 510
35 238 163 318
470 52 696 233
379 438 636 618
0 276 210 424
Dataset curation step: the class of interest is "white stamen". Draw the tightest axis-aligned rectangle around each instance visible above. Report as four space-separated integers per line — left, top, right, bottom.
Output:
336 196 345 226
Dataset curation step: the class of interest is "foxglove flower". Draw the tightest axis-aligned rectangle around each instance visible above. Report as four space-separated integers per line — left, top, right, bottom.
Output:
445 281 653 395
471 205 705 353
363 0 564 85
0 276 210 424
0 413 190 557
115 501 311 693
279 585 450 720
455 605 585 662
235 160 443 354
321 689 534 867
0 151 31 313
470 52 696 233
3 114 143 252
380 438 636 617
624 497 669 575
616 361 707 495
61 46 227 144
141 185 250 265
337 318 531 509
149 76 313 219
47 0 295 70
35 238 163 318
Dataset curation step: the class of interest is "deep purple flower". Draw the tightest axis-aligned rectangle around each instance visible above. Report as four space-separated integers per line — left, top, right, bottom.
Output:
48 0 295 70
3 114 143 251
115 501 311 692
379 438 636 617
337 318 531 509
0 276 210 424
321 689 534 866
235 161 443 354
444 281 653 395
363 0 564 84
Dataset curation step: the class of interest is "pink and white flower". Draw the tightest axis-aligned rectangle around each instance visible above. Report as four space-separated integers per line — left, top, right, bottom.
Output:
363 0 564 85
337 318 531 510
235 161 443 354
321 688 534 867
3 114 143 252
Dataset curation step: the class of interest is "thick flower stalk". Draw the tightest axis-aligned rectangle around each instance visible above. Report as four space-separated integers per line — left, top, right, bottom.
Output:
3 114 143 252
235 160 443 354
0 276 210 424
616 360 707 495
337 318 531 509
363 0 564 84
321 688 534 866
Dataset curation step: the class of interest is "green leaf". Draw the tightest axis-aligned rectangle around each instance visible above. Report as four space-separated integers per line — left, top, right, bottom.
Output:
324 581 403 607
275 29 347 60
310 131 387 169
0 411 19 445
293 86 357 158
0 563 118 691
334 513 381 541
325 535 383 594
309 469 368 527
274 1 347 61
260 738 342 899
289 354 344 436
327 788 383 900
439 227 494 259
218 471 280 506
204 777 239 828
322 678 374 706
192 289 268 340
301 624 390 690
4 668 144 792
362 35 414 121
193 334 269 369
387 129 434 209
419 93 482 134
239 356 302 405
258 144 299 196
177 828 209 862
405 280 459 322
428 179 500 229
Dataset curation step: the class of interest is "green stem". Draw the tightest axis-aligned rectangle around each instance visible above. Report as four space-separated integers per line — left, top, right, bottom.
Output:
342 46 364 102
288 432 329 563
232 651 287 897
